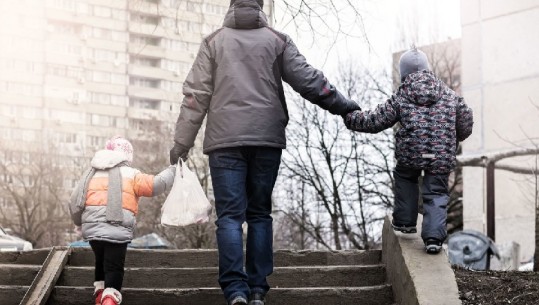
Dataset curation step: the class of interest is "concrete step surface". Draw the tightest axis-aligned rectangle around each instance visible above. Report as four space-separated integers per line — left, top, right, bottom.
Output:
0 248 394 305
67 248 382 267
57 264 387 288
46 285 394 305
0 264 40 286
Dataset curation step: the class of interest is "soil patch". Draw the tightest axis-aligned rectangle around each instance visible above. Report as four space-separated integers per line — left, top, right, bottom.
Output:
454 267 539 305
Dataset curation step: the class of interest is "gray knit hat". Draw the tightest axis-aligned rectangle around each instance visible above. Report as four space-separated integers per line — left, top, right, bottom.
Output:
399 48 429 82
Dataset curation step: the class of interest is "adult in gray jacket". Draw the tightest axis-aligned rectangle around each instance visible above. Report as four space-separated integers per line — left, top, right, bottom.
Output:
170 1 360 304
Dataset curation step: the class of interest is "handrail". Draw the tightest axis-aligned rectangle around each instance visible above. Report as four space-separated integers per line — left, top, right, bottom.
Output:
19 247 71 305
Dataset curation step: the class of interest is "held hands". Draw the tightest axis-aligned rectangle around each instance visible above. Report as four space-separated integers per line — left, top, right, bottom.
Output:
169 143 189 165
344 99 362 114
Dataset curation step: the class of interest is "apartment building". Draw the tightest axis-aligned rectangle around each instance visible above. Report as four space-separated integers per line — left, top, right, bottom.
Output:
0 0 272 240
0 0 273 174
460 1 539 261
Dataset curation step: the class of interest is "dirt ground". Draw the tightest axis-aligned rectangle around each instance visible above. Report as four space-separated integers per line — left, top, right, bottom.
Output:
454 267 539 305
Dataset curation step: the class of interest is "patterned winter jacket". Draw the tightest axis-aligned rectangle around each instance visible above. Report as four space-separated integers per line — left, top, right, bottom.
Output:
70 150 175 243
344 70 474 174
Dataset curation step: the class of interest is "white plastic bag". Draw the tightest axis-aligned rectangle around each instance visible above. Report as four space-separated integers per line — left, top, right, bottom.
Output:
161 160 212 227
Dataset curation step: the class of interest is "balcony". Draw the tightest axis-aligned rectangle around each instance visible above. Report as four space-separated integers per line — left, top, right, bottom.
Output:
128 85 166 101
128 64 177 81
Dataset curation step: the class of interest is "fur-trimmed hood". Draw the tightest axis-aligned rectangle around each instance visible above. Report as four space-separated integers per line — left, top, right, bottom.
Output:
91 150 129 170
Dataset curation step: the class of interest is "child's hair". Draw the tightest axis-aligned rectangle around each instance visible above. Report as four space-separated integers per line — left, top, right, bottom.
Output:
105 136 134 162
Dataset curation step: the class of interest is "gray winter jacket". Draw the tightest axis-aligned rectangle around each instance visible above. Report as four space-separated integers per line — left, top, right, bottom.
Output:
69 150 175 243
174 0 360 155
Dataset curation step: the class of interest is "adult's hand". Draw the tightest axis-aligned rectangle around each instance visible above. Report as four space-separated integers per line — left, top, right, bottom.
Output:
169 143 189 165
343 99 361 114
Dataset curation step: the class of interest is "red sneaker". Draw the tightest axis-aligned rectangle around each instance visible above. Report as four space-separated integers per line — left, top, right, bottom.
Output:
93 281 104 305
101 288 122 305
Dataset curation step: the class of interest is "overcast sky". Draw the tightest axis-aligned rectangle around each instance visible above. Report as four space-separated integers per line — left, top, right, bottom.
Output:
273 0 461 76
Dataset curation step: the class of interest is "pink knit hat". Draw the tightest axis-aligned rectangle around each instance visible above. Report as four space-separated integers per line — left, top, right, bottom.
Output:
105 136 133 162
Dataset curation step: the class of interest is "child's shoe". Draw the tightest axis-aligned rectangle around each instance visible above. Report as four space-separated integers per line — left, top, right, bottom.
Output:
424 238 443 254
101 288 122 305
93 281 104 305
391 221 417 234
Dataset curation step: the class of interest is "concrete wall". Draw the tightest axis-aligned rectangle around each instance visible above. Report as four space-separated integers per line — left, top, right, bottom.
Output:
460 0 539 262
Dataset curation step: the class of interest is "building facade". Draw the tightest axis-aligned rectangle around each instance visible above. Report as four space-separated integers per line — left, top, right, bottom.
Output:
460 1 539 261
0 0 273 189
0 0 272 245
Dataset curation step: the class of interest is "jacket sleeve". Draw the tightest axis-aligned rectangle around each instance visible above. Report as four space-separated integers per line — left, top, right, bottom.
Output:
68 182 84 226
151 166 176 196
281 37 360 116
173 40 214 151
68 168 93 226
344 96 399 133
456 97 474 142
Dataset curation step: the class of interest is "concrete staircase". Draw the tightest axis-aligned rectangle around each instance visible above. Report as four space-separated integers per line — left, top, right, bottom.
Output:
0 248 394 305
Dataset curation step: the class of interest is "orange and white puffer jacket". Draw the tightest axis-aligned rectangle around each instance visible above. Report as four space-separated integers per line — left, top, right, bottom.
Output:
73 150 175 243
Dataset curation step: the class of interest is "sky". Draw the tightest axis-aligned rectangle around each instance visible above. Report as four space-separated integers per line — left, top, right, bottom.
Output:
272 0 461 77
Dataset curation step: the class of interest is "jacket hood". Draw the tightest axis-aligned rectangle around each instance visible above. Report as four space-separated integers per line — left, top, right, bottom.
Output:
400 70 445 106
91 150 129 170
223 0 268 29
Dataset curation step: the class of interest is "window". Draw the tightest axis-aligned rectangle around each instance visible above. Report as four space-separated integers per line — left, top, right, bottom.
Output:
50 42 82 56
111 73 126 85
130 34 160 46
0 59 44 74
88 135 106 148
47 22 80 35
2 82 41 97
130 13 159 26
50 109 85 124
54 132 78 144
46 64 82 79
204 3 228 15
93 6 111 18
20 107 41 119
50 0 76 11
187 2 201 12
129 98 160 110
89 71 111 83
1 105 16 117
88 92 127 106
111 9 127 21
130 77 160 88
111 95 127 106
131 56 160 67
161 80 181 91
90 114 126 128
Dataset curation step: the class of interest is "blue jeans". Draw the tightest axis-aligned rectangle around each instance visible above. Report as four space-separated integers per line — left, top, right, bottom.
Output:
209 147 282 303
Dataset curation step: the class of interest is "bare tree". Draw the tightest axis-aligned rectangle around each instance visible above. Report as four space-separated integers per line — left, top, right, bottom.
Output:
274 65 394 250
0 140 75 248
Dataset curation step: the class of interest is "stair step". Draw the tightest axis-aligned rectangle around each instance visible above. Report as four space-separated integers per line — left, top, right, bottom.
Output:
0 264 40 285
0 285 28 305
47 285 394 305
57 265 387 288
0 250 48 265
67 248 382 267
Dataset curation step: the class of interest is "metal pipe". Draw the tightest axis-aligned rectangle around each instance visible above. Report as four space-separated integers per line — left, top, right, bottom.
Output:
486 161 496 241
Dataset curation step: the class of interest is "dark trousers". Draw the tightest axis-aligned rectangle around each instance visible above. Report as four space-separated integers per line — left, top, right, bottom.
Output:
89 240 128 291
393 164 450 242
209 147 282 302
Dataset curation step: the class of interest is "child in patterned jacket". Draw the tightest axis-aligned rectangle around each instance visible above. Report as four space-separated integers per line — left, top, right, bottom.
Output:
69 136 175 305
343 47 474 254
